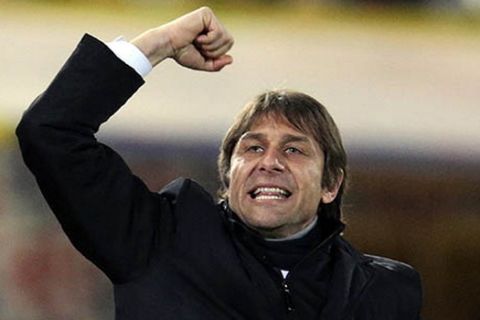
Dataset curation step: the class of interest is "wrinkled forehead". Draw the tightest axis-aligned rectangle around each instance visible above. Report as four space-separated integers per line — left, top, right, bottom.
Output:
246 112 318 142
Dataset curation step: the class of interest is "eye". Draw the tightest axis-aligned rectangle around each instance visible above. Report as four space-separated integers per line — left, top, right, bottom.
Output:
285 146 302 154
246 145 264 153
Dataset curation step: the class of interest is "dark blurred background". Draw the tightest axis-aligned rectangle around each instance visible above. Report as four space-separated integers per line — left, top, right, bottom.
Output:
1 0 479 319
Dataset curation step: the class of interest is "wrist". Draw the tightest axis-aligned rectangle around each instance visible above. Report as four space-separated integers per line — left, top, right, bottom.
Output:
107 37 152 77
131 27 173 67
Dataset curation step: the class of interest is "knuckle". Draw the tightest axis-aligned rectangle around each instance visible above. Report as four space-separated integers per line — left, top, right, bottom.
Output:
199 6 212 13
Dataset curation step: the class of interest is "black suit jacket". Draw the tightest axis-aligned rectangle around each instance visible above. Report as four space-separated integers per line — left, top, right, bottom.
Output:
17 34 422 319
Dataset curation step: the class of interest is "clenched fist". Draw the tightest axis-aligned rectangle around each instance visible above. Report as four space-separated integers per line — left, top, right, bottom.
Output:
132 7 234 72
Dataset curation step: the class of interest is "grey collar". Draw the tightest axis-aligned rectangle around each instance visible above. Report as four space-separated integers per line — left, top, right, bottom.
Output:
265 215 319 242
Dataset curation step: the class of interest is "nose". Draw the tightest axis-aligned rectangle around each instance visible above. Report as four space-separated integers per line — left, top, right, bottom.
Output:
258 148 285 173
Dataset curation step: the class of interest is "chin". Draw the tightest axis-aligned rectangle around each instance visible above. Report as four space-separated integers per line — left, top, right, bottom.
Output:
243 211 285 230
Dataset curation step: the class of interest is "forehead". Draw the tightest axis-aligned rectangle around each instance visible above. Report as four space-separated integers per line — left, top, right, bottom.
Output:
246 114 310 137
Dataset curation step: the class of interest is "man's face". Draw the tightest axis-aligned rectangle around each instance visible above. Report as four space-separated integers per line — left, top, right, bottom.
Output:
227 115 339 238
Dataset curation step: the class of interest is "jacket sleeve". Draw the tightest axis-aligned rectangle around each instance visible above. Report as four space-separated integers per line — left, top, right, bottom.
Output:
16 34 166 284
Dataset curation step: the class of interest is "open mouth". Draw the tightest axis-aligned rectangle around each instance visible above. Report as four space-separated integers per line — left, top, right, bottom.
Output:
248 187 292 200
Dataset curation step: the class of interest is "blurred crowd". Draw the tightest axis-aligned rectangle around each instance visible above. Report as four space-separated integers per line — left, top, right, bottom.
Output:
0 1 479 319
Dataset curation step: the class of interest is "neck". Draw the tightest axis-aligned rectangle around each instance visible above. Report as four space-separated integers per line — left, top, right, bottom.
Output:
264 216 319 241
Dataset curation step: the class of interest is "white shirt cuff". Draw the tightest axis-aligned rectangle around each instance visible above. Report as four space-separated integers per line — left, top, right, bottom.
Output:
106 36 152 77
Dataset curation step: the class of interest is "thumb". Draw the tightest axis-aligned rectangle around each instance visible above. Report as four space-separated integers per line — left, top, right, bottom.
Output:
209 55 233 71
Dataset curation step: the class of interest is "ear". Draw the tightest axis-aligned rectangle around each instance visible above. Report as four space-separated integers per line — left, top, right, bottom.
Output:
321 170 344 204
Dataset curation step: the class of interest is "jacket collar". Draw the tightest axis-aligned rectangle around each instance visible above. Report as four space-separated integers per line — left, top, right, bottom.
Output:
220 201 374 320
219 201 375 320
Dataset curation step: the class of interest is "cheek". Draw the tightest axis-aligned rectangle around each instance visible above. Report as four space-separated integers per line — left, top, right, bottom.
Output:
227 158 246 192
228 158 239 182
297 165 324 192
229 157 248 176
311 167 324 184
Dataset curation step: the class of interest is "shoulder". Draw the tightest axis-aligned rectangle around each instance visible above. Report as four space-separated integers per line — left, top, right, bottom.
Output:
158 177 214 205
157 178 220 225
366 254 420 282
155 178 230 254
365 254 422 300
362 254 422 316
334 238 422 317
335 237 420 284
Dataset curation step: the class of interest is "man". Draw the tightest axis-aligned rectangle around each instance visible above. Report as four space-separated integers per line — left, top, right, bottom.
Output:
17 7 422 320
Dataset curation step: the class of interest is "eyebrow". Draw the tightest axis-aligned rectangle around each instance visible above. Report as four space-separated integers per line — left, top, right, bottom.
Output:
240 132 310 145
240 132 265 142
281 134 310 145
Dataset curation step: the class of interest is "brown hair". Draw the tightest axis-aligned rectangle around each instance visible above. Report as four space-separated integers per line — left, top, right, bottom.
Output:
218 90 347 221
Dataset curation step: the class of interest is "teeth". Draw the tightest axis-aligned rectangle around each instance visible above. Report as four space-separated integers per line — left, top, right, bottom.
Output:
256 195 284 200
252 187 290 197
